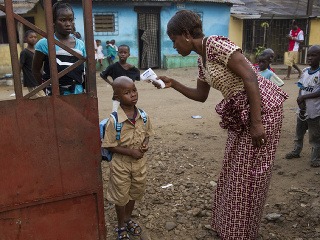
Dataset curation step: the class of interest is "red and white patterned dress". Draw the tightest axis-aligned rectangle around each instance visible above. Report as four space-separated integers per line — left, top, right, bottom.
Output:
198 36 288 239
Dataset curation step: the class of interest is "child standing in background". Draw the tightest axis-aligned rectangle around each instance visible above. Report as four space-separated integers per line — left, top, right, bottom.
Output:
32 2 86 96
95 39 105 67
100 44 140 111
258 53 284 87
106 39 118 65
20 30 45 98
285 45 320 167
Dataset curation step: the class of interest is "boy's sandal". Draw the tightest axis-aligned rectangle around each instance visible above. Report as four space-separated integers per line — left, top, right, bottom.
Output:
283 76 291 80
115 227 130 240
125 219 142 236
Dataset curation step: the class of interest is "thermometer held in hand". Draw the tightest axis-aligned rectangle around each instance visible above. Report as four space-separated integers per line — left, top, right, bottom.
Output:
140 68 165 88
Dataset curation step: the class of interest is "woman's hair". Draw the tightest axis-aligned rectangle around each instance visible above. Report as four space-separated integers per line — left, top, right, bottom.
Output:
52 2 74 23
24 30 35 39
167 10 204 38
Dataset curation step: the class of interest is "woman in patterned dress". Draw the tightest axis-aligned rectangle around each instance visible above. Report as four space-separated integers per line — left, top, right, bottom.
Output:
155 10 288 239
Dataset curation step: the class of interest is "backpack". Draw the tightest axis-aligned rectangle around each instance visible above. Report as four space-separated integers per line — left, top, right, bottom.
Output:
99 108 148 161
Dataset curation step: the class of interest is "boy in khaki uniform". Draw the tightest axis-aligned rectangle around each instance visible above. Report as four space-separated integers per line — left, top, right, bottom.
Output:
102 76 153 239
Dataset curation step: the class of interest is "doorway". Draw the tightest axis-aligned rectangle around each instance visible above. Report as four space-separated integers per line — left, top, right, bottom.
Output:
136 7 161 69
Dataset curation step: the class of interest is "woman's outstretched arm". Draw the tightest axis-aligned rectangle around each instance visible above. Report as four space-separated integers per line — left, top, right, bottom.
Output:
157 75 210 102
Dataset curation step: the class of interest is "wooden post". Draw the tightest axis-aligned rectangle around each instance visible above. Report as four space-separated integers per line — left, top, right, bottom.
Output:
307 0 313 16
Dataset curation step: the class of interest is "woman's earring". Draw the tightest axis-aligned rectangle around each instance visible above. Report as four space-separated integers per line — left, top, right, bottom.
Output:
186 39 189 42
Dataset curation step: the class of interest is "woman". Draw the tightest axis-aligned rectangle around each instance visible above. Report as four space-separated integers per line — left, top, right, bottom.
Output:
156 10 288 239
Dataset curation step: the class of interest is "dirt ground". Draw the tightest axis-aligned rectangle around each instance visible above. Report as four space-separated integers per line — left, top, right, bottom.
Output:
1 66 319 240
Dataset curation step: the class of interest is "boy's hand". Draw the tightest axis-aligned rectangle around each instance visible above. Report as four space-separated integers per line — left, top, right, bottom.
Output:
130 149 144 159
140 143 149 153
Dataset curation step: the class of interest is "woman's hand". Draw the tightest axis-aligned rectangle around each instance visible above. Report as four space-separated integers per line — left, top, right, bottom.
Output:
152 75 173 89
250 122 267 148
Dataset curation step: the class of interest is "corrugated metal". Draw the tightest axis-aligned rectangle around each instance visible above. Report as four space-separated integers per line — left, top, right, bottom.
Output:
0 0 39 17
231 0 320 18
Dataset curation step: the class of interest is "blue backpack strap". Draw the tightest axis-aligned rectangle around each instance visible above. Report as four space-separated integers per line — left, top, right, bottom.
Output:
138 108 147 125
110 111 123 140
99 118 109 139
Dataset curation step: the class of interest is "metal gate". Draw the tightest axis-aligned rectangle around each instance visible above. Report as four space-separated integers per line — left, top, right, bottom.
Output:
0 0 106 239
243 18 308 63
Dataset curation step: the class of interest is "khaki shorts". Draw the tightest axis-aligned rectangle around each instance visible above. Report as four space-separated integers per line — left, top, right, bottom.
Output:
285 51 299 67
107 156 147 206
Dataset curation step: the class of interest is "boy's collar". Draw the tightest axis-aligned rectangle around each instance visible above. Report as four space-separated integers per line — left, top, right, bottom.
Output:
116 106 141 123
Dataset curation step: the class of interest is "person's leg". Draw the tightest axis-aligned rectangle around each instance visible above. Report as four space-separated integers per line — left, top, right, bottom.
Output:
124 200 135 221
286 116 308 159
307 117 320 167
115 205 130 239
292 63 302 77
115 205 126 228
284 51 293 79
286 66 292 79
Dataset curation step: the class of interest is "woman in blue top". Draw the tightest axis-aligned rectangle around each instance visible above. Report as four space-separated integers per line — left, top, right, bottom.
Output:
32 2 86 95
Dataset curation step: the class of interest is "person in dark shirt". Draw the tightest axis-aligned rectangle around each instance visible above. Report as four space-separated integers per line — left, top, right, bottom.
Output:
20 30 45 98
100 44 140 111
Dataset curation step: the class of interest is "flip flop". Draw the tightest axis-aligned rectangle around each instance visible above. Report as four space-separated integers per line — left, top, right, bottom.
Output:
283 76 291 80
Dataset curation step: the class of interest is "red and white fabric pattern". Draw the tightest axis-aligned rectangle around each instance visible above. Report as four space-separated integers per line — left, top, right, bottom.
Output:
212 76 288 239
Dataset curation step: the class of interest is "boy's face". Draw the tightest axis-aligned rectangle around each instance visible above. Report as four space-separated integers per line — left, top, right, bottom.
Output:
268 53 275 63
258 58 269 71
25 32 37 46
307 47 320 68
115 81 138 107
118 46 130 61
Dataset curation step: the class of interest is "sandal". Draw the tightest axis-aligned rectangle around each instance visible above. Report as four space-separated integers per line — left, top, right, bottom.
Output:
311 161 320 168
285 151 300 159
283 76 291 80
115 227 130 240
125 219 142 236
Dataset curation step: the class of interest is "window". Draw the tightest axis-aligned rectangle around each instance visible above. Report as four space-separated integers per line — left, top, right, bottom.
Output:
93 13 118 35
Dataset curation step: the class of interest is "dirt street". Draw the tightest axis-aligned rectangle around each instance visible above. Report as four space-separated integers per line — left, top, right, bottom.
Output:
97 67 320 240
1 66 319 240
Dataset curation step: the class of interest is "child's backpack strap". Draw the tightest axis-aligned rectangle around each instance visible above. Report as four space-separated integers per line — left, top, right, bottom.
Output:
137 108 147 125
110 111 123 140
99 118 109 140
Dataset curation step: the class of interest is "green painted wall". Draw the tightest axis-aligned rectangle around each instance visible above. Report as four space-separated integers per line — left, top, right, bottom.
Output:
163 54 198 69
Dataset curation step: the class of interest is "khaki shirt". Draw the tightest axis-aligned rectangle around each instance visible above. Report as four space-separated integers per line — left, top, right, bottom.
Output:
102 107 153 160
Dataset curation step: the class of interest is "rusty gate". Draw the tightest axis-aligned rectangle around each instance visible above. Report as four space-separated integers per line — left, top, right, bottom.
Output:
0 0 106 239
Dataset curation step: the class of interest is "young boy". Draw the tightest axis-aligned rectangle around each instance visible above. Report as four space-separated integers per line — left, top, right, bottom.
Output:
102 76 153 239
254 48 275 72
258 52 284 87
20 30 45 98
100 44 140 111
285 45 320 167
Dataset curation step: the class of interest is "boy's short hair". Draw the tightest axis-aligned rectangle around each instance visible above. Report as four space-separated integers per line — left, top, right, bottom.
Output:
118 44 130 52
258 52 270 62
